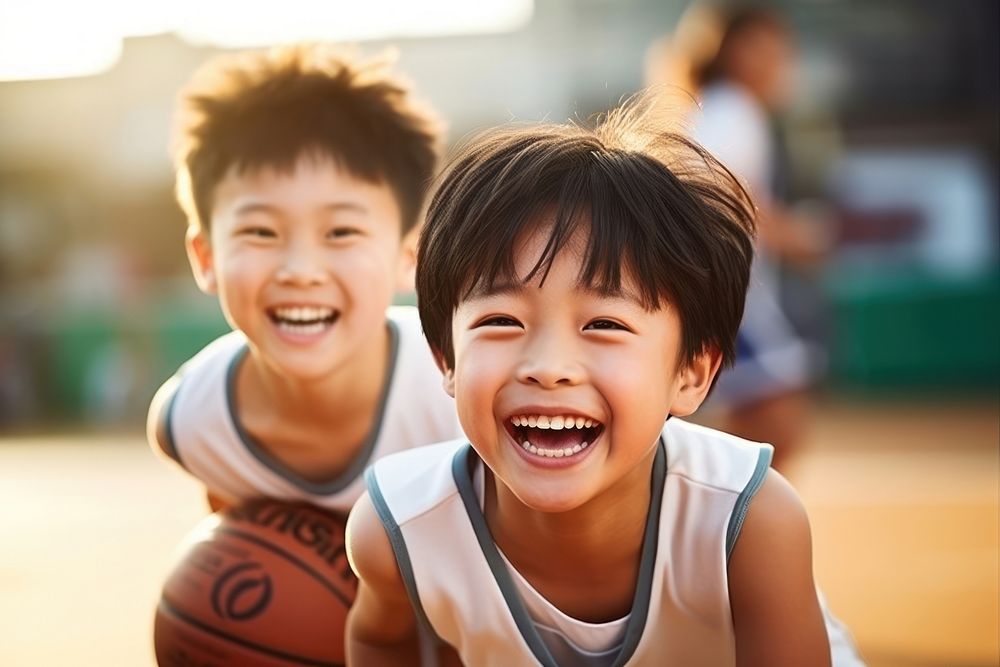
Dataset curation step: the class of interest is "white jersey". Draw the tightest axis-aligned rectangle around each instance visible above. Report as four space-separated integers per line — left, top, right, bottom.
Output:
693 82 773 201
154 306 463 514
366 419 865 666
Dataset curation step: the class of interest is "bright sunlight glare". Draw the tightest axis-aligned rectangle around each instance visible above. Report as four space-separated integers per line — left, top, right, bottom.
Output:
0 0 534 82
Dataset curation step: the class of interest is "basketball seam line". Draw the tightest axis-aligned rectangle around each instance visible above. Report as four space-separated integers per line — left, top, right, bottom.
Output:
217 525 354 608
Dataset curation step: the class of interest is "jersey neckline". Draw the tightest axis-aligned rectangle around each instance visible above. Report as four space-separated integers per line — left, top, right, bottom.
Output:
450 439 666 667
224 319 400 496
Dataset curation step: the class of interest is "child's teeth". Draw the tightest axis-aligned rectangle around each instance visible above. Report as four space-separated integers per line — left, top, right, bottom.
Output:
512 415 601 430
520 440 590 458
517 415 596 430
277 321 325 335
274 306 334 322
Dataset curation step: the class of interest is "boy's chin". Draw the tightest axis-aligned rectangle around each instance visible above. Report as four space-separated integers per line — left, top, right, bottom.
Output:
251 345 349 382
504 478 599 515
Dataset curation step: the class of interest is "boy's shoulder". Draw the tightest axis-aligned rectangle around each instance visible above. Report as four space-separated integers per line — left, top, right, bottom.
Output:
173 328 248 383
661 418 773 495
146 328 246 467
150 329 245 420
367 438 468 525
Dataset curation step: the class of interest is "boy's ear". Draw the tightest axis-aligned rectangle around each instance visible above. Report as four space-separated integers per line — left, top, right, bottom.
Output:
395 226 419 293
669 345 723 417
432 349 456 398
185 227 217 294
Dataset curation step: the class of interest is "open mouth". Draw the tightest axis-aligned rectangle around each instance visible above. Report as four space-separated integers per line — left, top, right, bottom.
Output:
267 306 340 335
507 414 604 459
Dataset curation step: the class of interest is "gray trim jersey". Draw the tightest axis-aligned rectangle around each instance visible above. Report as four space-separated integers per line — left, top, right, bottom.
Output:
154 306 463 513
366 419 865 666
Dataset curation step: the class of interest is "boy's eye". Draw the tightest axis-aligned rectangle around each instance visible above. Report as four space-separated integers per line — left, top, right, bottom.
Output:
328 227 361 239
239 226 276 238
585 319 628 331
478 315 521 328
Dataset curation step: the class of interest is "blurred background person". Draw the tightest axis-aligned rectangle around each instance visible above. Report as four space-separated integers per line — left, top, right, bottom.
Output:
649 3 830 471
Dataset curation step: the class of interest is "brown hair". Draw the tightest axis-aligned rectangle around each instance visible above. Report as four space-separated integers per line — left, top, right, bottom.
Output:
173 44 443 234
693 6 788 88
417 94 756 371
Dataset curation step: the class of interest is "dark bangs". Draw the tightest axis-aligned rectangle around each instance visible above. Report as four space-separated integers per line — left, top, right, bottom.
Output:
417 114 755 370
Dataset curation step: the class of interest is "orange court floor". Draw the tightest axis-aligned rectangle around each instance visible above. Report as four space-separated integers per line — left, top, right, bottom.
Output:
0 397 997 667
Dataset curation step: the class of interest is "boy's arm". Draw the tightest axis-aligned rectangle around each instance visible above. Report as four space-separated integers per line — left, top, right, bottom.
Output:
729 469 831 667
147 376 229 513
146 375 181 464
345 491 423 666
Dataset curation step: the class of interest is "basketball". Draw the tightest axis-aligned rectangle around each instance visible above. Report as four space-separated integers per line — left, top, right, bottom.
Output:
154 499 357 666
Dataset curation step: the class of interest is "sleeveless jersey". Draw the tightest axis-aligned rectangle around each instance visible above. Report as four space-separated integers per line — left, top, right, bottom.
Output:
154 306 463 514
367 419 865 666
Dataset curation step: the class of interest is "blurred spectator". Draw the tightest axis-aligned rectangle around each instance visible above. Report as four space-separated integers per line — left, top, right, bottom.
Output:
649 4 830 470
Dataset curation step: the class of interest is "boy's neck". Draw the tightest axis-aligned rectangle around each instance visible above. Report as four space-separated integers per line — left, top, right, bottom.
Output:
240 322 392 426
484 444 659 622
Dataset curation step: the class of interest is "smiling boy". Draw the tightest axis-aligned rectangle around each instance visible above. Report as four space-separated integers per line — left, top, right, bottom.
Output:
345 103 848 666
147 45 461 514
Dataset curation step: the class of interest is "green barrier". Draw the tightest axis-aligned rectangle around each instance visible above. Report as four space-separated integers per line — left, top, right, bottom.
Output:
151 302 231 381
47 312 121 416
826 268 1000 392
45 298 230 420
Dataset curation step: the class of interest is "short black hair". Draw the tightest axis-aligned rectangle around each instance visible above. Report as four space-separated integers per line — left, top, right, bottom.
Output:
416 95 756 371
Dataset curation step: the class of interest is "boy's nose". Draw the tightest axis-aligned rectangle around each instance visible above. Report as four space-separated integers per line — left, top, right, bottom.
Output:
276 242 328 286
515 331 585 388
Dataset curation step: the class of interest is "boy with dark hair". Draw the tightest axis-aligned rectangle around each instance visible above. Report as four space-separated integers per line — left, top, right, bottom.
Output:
346 99 856 665
147 44 462 515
